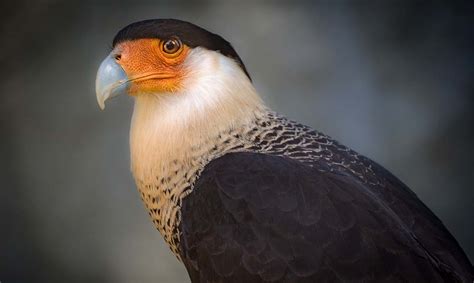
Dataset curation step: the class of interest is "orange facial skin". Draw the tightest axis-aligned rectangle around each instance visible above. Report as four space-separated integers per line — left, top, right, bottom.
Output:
114 38 190 95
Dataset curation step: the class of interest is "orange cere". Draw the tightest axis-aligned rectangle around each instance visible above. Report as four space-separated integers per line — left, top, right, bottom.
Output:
115 39 190 95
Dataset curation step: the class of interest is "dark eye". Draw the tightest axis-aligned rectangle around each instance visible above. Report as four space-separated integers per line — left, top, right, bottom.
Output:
162 38 181 54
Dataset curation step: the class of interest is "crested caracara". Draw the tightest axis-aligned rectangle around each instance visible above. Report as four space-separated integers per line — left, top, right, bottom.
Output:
95 19 474 282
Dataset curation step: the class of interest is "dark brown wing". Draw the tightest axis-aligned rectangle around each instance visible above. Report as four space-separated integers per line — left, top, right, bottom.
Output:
179 152 473 282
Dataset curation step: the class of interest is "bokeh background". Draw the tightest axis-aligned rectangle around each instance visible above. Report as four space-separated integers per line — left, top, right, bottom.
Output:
1 1 473 282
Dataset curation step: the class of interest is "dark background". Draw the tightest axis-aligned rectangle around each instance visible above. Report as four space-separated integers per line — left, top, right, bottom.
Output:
1 1 473 282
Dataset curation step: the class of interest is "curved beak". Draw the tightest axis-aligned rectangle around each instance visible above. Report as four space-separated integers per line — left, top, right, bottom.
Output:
95 54 129 110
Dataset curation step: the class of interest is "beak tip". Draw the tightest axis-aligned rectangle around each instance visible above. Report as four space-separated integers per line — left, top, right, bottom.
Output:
96 93 107 110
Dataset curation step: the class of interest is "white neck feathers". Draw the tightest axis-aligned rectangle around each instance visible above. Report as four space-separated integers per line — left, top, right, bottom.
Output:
130 48 263 181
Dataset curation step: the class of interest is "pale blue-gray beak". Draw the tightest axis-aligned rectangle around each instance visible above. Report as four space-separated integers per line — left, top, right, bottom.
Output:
95 54 130 110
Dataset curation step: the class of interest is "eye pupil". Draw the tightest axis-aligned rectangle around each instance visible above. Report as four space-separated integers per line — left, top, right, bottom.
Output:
165 41 175 50
163 39 181 54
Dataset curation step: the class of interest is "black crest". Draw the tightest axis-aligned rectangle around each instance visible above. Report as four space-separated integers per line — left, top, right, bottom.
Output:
113 19 250 80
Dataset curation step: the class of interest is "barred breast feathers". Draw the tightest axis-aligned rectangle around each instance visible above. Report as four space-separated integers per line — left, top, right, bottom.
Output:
129 48 264 256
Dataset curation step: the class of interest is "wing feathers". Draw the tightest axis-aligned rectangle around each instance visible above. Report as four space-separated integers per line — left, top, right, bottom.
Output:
180 152 473 282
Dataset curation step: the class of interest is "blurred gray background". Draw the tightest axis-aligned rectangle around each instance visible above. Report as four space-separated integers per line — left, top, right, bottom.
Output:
1 1 473 282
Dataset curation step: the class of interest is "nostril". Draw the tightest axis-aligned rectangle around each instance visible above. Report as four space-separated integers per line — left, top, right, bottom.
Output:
114 54 122 61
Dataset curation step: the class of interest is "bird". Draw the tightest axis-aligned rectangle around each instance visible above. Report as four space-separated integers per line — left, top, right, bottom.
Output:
95 19 473 282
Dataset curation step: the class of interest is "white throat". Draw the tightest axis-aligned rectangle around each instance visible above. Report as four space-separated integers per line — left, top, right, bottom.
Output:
130 48 264 182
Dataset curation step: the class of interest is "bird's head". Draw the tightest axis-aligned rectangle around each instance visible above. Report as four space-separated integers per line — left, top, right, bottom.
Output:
96 19 252 110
